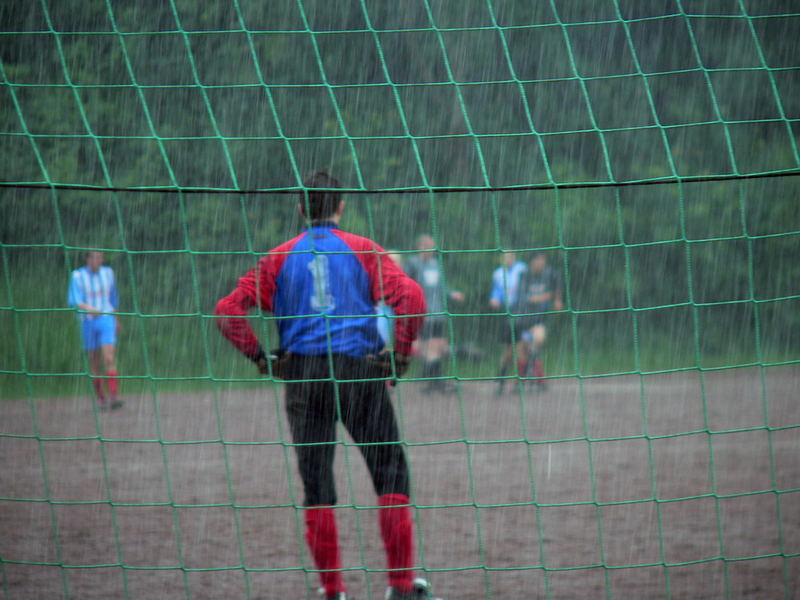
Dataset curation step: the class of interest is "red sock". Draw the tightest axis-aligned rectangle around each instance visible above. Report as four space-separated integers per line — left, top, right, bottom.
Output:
379 493 414 594
305 506 344 596
517 358 527 377
92 379 105 401
534 359 545 379
106 369 119 397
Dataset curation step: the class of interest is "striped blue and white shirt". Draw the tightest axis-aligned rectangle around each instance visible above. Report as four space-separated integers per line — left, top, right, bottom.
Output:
67 265 118 320
490 261 527 308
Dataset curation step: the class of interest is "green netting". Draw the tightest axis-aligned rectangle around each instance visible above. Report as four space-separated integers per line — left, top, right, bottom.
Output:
1 0 799 598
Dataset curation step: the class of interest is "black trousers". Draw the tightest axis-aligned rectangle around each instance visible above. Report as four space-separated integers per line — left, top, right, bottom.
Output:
284 354 410 506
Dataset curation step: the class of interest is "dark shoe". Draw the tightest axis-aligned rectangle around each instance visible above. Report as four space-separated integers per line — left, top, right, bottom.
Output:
109 399 124 410
436 382 457 395
385 578 443 600
318 588 347 600
423 380 449 394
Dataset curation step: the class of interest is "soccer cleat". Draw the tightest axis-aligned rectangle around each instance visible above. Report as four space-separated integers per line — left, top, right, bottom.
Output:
317 588 347 600
109 399 124 410
385 578 443 600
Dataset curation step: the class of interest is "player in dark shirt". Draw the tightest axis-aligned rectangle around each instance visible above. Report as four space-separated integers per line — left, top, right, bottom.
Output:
215 172 442 600
510 253 563 390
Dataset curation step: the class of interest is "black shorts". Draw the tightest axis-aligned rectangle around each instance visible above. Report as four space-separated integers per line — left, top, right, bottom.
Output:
421 316 447 340
284 354 409 506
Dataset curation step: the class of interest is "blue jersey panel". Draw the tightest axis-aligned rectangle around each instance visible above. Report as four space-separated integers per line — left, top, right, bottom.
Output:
274 226 382 357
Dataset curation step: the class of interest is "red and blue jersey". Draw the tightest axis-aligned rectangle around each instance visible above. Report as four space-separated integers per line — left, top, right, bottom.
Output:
216 223 425 358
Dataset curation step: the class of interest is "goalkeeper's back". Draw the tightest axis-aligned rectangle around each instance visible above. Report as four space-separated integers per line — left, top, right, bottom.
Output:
215 171 425 361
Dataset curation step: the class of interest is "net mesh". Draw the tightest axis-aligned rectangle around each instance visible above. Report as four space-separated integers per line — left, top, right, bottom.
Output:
1 1 799 599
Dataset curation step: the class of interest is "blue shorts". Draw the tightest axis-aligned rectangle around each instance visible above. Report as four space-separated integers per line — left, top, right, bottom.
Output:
81 314 116 351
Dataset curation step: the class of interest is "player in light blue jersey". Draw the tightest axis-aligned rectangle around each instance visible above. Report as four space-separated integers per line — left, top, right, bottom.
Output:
67 250 122 410
489 252 527 394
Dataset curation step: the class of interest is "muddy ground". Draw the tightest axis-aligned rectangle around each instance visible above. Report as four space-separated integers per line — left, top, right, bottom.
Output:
1 367 798 599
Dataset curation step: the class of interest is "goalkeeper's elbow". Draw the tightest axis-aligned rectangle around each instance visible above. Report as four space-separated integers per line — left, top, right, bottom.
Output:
215 296 231 317
214 297 239 335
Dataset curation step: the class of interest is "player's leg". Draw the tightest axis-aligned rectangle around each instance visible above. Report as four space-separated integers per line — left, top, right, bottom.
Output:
426 336 450 391
286 358 345 598
340 358 414 596
100 344 122 408
531 323 547 353
88 348 106 406
531 323 547 389
516 335 531 382
499 345 511 372
97 315 121 407
82 319 106 407
496 344 512 395
518 316 542 381
341 374 410 499
420 318 453 392
418 320 437 388
100 342 122 407
496 317 516 394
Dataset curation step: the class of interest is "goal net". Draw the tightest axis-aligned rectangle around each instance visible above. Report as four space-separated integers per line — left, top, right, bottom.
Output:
1 1 799 598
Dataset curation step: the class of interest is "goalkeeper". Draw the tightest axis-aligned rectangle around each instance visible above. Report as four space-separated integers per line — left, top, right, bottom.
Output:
216 172 441 600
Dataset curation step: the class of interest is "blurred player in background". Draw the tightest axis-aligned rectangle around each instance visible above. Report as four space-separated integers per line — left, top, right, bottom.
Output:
215 172 442 600
67 250 123 410
405 234 464 393
488 251 527 394
376 252 406 349
511 252 563 391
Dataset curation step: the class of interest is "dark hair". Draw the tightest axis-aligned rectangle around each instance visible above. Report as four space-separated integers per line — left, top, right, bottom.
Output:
300 171 342 220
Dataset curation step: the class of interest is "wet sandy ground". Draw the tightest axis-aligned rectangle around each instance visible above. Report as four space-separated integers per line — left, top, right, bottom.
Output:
1 366 798 599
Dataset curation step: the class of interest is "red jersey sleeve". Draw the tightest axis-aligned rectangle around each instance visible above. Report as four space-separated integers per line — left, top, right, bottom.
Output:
335 231 426 355
215 239 294 360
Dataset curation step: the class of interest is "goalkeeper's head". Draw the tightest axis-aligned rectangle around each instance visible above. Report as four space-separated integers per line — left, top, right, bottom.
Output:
299 171 344 222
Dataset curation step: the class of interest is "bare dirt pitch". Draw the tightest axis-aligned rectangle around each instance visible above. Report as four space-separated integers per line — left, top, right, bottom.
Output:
1 367 798 600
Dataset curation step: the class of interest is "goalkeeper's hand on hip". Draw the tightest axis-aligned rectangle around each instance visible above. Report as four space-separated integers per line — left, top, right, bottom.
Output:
366 350 410 384
254 349 291 380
